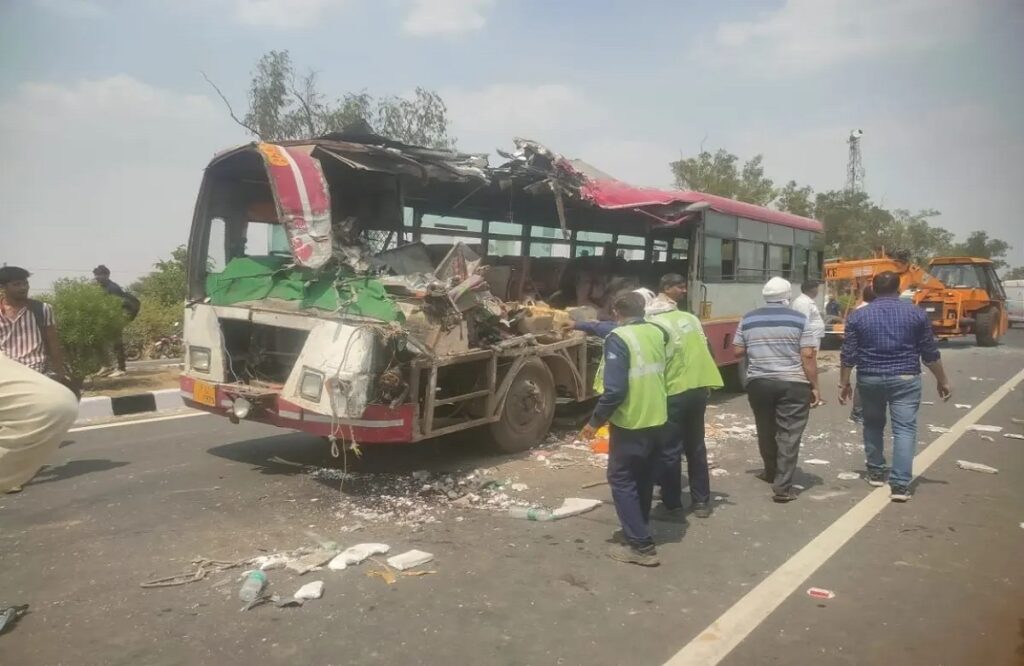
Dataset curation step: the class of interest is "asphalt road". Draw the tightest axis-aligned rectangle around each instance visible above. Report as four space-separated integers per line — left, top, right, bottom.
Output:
2 331 1022 666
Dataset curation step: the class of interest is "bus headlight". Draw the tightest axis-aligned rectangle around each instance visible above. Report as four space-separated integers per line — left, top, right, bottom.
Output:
299 369 324 402
189 347 211 373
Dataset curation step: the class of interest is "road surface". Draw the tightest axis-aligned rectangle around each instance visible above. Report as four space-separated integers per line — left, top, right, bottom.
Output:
2 332 1022 665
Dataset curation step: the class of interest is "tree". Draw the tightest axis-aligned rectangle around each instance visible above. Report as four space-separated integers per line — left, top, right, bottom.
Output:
882 209 953 265
813 190 894 259
130 246 188 308
43 279 126 380
1003 266 1024 280
670 149 776 206
951 231 1011 269
212 49 455 148
776 180 815 217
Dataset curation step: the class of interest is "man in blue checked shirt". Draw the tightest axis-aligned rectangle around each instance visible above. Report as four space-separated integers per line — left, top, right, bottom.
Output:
839 271 952 503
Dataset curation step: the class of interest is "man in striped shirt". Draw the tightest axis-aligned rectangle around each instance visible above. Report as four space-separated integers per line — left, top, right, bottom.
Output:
0 267 66 377
734 277 821 503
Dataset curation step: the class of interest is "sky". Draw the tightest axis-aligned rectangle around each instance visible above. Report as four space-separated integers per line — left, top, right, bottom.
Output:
2 0 1023 290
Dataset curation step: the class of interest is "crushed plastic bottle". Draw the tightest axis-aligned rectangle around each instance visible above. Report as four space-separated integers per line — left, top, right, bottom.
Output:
508 506 554 521
238 570 268 603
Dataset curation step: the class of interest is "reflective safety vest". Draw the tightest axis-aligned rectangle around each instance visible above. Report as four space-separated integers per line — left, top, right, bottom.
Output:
593 322 668 429
648 309 724 395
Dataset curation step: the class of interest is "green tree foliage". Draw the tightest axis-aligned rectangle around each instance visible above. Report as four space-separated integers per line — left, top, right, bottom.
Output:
43 279 126 380
130 246 188 308
1003 266 1024 280
233 50 454 148
125 245 188 355
776 180 815 217
950 231 1011 269
670 149 776 206
813 190 894 259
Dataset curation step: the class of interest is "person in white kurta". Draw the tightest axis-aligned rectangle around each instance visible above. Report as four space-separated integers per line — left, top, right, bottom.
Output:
791 280 826 347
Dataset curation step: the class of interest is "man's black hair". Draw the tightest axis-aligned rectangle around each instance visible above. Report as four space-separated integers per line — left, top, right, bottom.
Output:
0 266 30 285
659 273 686 291
872 271 900 296
801 279 821 294
612 291 646 318
93 265 111 276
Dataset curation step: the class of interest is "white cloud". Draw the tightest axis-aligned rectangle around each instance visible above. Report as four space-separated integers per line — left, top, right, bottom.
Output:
403 0 494 36
708 0 982 75
32 0 107 18
0 76 245 290
231 0 346 29
444 83 602 151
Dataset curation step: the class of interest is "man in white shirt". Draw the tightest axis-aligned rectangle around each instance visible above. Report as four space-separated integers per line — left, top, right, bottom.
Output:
791 280 825 347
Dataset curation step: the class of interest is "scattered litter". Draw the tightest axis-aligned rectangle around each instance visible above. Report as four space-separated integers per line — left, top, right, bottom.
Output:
294 581 324 601
510 483 529 492
366 567 397 585
0 605 28 635
968 424 1002 433
969 376 983 381
928 425 951 434
238 570 268 603
956 460 998 474
141 557 246 588
711 468 729 477
286 549 338 575
273 596 304 608
837 472 861 481
803 459 829 466
328 543 390 570
387 550 435 571
1012 418 1024 425
714 496 724 501
806 587 836 600
551 497 602 519
793 484 806 491
921 401 935 406
979 435 995 442
251 553 290 571
580 479 608 489
954 404 972 410
1004 433 1024 441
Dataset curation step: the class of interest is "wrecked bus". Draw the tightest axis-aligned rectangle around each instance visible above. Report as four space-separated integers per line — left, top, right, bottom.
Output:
180 134 823 452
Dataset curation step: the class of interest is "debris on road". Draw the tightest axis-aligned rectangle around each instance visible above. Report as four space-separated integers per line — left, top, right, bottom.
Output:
366 567 397 585
580 479 608 489
808 491 849 501
804 459 830 466
510 483 529 492
928 425 951 434
710 468 729 477
956 460 999 474
921 401 935 405
294 581 324 601
286 549 338 575
969 424 1003 433
978 435 995 442
806 587 836 600
0 604 29 635
140 558 246 588
954 404 972 410
837 472 861 480
1012 418 1024 425
387 550 435 571
509 506 553 521
1004 433 1024 441
238 570 268 603
328 543 391 570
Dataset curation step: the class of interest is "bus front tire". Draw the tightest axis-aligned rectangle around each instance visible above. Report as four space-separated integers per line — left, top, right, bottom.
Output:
489 359 556 453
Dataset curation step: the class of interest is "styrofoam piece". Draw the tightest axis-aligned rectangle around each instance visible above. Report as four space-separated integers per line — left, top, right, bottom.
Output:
386 549 434 571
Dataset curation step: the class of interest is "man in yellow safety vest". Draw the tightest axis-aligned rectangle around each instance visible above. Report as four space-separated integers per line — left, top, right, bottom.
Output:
581 291 669 566
644 274 724 520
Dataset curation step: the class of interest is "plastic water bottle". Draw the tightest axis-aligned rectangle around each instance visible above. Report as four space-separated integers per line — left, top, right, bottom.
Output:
508 506 553 521
238 570 267 602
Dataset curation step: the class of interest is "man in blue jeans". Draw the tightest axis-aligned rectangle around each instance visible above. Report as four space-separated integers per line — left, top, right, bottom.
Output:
838 272 952 502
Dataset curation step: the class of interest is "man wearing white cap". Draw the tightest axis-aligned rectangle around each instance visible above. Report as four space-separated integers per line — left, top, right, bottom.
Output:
734 277 821 502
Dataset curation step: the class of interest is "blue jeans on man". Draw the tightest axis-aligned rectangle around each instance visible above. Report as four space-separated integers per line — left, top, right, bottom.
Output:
857 374 922 488
658 388 710 509
607 423 663 548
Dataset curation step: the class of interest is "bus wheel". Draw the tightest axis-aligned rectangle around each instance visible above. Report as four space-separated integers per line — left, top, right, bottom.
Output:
974 307 1000 347
489 359 555 453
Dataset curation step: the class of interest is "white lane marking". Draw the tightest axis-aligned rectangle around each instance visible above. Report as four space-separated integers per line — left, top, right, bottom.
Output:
69 412 210 433
665 366 1024 666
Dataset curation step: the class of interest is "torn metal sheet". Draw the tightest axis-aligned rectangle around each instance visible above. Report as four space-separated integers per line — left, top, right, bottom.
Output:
256 143 333 269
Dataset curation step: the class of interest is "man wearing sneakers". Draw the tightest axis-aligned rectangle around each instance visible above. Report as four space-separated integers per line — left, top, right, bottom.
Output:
839 271 951 501
645 275 723 520
581 291 669 567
